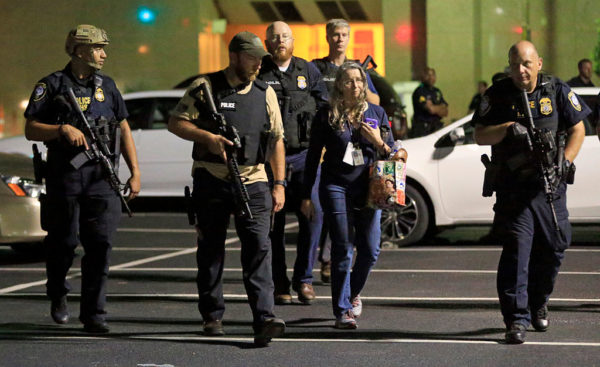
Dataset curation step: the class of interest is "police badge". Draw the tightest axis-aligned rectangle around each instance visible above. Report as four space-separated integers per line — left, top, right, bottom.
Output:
95 87 105 102
297 75 307 90
539 97 552 115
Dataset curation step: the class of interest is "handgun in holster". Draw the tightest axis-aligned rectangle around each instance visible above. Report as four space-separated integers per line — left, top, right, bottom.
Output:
32 144 50 230
480 154 499 197
184 186 195 226
32 144 46 184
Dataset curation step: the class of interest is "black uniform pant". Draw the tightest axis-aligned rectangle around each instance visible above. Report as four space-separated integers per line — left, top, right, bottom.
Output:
44 162 121 324
493 183 571 328
192 169 276 329
270 151 323 294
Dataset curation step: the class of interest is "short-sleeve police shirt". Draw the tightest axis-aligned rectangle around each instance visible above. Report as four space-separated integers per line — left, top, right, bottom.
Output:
24 63 128 126
472 75 590 131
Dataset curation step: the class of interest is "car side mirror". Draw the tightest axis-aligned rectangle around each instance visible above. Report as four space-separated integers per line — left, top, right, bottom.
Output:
434 126 466 148
449 127 465 145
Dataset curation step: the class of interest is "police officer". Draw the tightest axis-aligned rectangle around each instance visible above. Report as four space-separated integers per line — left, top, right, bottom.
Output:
24 24 141 333
312 19 380 105
473 40 588 344
258 21 328 305
411 67 448 137
566 58 595 87
168 31 286 347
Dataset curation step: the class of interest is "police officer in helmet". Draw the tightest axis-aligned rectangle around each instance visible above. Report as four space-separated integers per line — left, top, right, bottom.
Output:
24 24 141 333
258 21 328 306
473 40 588 344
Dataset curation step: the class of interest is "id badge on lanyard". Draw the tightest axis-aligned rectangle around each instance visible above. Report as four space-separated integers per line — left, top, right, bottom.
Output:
342 121 364 166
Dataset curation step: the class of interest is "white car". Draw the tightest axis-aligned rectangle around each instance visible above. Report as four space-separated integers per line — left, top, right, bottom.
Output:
381 87 600 245
0 90 191 197
1 88 598 246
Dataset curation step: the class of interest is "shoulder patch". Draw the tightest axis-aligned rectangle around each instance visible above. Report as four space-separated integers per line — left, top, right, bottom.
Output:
478 95 491 116
567 91 582 112
33 83 47 102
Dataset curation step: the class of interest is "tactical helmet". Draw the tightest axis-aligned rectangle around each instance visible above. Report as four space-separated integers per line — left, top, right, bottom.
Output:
65 24 109 56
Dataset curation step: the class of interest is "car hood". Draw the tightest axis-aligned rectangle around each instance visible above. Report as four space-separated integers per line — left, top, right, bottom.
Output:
0 152 35 179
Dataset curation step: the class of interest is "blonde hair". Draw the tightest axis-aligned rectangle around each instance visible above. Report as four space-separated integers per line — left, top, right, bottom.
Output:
326 19 350 37
329 62 368 130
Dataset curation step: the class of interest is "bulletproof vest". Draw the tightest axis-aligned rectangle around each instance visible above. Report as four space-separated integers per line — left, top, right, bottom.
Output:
47 71 121 164
259 57 316 150
192 71 270 165
492 74 561 187
312 57 338 94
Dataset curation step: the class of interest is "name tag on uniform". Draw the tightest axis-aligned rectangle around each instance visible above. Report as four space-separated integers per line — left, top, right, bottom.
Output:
219 102 236 110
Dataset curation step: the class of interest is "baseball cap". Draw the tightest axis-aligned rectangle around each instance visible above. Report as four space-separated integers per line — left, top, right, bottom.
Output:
229 31 270 58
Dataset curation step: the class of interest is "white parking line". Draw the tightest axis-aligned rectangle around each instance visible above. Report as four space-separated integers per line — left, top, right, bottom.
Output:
117 221 300 234
3 293 599 303
14 335 600 347
1 267 599 276
0 239 240 295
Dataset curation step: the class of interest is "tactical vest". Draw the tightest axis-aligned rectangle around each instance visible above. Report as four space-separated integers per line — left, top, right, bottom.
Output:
192 71 270 165
47 71 121 165
259 57 316 150
312 57 337 94
492 74 562 188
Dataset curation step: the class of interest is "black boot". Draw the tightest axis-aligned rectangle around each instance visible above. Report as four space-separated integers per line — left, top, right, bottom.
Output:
50 296 69 324
532 304 549 332
505 322 527 344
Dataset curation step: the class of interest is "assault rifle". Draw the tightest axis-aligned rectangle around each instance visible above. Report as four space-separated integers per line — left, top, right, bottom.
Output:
520 89 560 232
200 82 253 219
65 88 133 217
360 55 377 71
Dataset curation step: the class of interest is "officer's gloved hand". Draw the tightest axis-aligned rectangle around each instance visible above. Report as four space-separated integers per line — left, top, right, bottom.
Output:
505 122 529 146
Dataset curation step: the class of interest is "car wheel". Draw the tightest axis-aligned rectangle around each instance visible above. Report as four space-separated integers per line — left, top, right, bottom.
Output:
380 184 429 247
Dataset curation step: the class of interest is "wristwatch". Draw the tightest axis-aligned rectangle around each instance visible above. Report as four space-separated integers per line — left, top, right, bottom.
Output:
274 180 287 188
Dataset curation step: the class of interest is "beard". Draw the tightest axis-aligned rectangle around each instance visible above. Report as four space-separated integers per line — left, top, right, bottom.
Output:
271 44 294 63
234 65 259 83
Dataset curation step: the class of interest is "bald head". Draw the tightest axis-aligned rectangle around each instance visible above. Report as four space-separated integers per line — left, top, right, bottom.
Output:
508 40 543 92
265 21 294 63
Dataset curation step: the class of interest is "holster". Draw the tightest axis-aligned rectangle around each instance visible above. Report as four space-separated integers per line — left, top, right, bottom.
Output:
32 144 46 184
481 154 499 197
39 193 49 231
184 186 196 226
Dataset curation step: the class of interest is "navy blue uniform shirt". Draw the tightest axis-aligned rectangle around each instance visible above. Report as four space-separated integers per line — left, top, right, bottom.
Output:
412 83 447 123
472 75 590 130
303 103 393 199
310 57 379 95
25 63 128 132
260 55 329 108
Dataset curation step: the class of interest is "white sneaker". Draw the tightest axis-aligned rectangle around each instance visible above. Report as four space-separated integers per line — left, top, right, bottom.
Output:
334 311 357 329
351 295 362 318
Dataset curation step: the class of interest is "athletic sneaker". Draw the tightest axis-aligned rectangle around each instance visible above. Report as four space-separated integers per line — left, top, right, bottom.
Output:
334 311 357 329
351 295 362 318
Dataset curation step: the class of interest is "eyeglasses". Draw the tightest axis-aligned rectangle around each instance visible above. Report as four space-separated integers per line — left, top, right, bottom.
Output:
269 34 293 43
343 78 364 87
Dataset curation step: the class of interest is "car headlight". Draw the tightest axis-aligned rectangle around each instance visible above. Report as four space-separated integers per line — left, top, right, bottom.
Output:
1 175 46 198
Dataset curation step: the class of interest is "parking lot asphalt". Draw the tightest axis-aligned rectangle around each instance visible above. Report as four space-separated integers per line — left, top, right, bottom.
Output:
0 213 599 367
